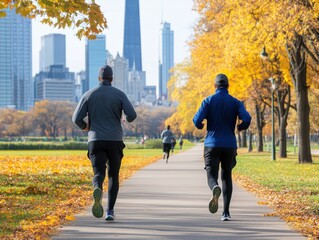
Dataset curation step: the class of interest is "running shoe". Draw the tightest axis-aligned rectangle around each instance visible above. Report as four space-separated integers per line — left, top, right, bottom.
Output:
92 187 103 218
208 185 221 214
163 153 167 160
221 211 231 221
105 209 115 221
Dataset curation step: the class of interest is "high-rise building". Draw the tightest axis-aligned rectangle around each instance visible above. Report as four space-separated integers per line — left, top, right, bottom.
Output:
34 65 75 102
159 22 174 99
39 34 66 71
0 8 33 110
126 68 145 104
123 0 142 71
108 53 129 92
85 35 106 91
75 71 86 102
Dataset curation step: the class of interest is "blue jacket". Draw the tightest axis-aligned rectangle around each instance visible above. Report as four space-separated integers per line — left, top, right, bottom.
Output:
193 88 251 148
72 81 137 142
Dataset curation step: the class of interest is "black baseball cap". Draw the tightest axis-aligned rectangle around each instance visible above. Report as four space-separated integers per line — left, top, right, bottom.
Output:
215 73 229 87
99 65 113 80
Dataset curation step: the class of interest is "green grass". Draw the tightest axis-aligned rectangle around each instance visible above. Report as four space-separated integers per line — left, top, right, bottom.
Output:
235 152 319 191
0 139 195 157
234 150 319 207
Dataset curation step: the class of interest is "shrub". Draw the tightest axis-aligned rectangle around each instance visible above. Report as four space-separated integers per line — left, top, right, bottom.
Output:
145 139 162 149
0 141 87 150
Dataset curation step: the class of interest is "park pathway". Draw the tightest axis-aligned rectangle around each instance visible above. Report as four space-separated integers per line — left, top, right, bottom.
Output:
52 145 304 240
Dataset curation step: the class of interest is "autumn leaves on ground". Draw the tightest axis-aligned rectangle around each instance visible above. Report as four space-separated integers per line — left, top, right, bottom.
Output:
0 148 163 239
234 148 319 239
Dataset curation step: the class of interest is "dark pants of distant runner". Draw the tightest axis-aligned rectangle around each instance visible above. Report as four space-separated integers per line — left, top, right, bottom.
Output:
88 141 125 211
171 143 176 153
204 147 237 213
163 143 172 159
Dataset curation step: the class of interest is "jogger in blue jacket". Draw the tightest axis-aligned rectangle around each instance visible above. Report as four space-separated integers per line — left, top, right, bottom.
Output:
193 73 251 221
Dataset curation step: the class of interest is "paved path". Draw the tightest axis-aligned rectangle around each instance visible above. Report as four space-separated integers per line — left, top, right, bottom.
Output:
312 150 319 155
52 145 304 240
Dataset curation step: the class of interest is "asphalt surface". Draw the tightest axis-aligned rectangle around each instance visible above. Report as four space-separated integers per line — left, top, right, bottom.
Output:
52 145 305 240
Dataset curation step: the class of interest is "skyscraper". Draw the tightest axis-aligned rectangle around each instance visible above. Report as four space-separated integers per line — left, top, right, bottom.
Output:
159 22 174 99
85 35 107 91
0 8 33 110
123 0 142 71
39 34 66 71
34 65 75 102
108 53 129 92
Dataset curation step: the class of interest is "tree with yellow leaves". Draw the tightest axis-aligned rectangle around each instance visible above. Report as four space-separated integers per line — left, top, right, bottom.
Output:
169 0 318 163
0 0 106 39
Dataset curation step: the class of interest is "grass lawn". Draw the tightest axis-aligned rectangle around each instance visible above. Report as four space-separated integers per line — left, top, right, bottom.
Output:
0 141 194 239
234 149 319 238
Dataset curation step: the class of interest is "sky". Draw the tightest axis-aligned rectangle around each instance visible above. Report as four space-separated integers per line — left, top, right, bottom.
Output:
32 0 198 86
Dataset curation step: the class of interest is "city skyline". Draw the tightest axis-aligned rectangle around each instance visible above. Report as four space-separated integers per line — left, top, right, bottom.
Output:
32 0 198 87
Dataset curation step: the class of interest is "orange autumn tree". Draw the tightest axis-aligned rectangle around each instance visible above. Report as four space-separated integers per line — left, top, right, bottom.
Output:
0 0 107 39
31 100 75 138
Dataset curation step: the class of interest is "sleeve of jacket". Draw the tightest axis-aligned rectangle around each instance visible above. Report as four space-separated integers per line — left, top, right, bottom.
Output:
193 99 207 129
72 94 88 130
236 101 252 131
122 93 137 122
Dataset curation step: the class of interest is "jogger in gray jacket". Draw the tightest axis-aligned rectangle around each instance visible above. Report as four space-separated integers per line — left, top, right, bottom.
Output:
72 65 136 221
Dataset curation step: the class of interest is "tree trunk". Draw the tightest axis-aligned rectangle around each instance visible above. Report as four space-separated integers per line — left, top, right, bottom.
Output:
275 84 291 158
242 130 247 148
279 120 287 158
64 127 68 140
237 132 242 148
296 80 312 163
255 104 264 152
248 130 253 152
286 35 312 163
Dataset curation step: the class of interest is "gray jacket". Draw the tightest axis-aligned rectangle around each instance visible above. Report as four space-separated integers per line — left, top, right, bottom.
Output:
72 81 137 142
161 129 174 144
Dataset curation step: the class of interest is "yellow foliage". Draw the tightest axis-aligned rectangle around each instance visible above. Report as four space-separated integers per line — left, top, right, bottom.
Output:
169 0 319 135
0 0 107 39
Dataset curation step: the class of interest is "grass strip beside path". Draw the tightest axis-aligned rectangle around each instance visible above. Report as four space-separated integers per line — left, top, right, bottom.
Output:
233 149 319 239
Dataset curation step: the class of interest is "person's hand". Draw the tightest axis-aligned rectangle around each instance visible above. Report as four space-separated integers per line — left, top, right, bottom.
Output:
83 122 89 131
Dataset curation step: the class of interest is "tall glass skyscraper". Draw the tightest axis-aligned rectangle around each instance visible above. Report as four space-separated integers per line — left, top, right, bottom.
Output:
85 35 107 91
123 0 142 71
0 8 33 110
39 34 66 71
159 22 174 99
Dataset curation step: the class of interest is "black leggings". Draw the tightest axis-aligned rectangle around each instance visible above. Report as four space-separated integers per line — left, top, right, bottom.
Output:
204 147 236 213
163 143 172 159
88 141 125 211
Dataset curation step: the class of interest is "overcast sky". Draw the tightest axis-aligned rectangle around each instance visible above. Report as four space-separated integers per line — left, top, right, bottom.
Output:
32 0 198 86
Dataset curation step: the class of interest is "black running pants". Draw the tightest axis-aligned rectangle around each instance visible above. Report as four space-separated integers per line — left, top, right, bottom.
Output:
88 141 125 211
204 147 237 213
